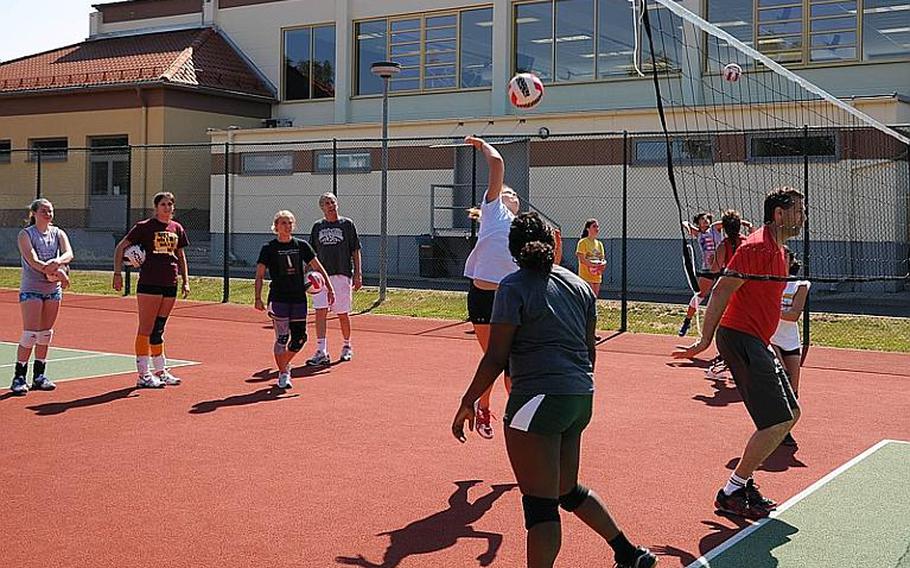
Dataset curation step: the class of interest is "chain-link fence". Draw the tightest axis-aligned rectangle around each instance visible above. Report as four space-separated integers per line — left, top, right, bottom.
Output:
1 130 907 343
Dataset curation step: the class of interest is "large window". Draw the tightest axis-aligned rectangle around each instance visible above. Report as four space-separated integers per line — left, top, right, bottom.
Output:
708 0 910 66
284 24 335 101
633 138 714 165
313 150 372 174
515 0 680 83
89 137 129 196
707 0 754 71
241 153 294 176
354 7 493 95
0 140 10 164
748 133 837 159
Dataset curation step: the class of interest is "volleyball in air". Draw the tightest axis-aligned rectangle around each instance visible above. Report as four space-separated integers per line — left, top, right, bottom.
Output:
305 271 325 295
123 244 146 268
722 62 743 82
508 72 544 109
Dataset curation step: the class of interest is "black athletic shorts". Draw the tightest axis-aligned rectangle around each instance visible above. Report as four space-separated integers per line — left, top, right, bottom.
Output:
716 326 799 430
467 284 496 325
137 283 178 298
774 345 802 358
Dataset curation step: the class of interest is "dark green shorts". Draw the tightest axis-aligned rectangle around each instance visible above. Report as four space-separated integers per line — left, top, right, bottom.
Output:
503 394 593 436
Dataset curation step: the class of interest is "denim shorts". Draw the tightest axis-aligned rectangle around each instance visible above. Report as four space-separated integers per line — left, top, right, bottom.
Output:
19 289 62 302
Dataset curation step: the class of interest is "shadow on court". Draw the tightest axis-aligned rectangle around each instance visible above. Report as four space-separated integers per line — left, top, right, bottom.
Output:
726 445 807 473
26 387 140 416
246 362 338 384
653 517 752 566
189 386 299 414
335 480 516 568
693 375 742 407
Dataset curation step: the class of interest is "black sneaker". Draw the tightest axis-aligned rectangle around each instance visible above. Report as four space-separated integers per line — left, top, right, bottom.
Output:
715 486 771 520
744 479 777 510
10 375 29 396
615 546 658 568
780 432 798 448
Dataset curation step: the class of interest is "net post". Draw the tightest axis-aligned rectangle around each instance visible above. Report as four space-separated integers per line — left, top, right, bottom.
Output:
332 138 338 195
802 125 811 350
621 130 629 332
222 141 230 304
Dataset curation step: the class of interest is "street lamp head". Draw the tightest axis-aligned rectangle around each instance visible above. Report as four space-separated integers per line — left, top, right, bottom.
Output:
370 61 401 79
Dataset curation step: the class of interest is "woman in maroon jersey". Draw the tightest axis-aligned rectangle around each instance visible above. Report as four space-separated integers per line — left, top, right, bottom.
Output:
112 192 190 388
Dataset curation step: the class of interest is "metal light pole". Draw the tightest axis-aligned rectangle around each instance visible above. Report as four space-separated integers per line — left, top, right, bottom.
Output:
370 61 400 302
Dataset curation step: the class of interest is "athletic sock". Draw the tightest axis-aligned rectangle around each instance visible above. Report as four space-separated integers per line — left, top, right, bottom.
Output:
343 339 352 348
317 338 327 353
151 342 165 373
723 473 749 496
14 362 28 378
136 356 150 376
33 359 46 378
608 532 637 564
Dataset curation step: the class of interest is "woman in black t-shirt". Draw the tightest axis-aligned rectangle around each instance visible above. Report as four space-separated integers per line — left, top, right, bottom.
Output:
255 210 333 389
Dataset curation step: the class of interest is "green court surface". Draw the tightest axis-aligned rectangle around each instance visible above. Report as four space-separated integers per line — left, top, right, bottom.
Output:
0 342 196 382
693 440 910 568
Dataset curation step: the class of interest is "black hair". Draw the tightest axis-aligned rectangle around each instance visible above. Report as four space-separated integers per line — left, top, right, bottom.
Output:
785 247 802 277
581 218 598 238
721 209 742 254
509 212 555 273
153 191 176 206
693 212 713 225
763 187 803 223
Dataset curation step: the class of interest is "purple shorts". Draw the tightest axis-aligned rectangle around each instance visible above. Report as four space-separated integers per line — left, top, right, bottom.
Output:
268 301 308 321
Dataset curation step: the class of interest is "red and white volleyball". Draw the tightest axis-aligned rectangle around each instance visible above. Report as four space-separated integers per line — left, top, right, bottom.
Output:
305 271 325 295
508 73 544 109
722 63 742 83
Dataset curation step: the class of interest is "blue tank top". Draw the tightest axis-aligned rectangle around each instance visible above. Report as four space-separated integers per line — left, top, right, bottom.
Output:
20 225 62 294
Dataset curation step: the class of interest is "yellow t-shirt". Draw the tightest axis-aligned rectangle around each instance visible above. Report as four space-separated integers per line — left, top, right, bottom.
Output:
576 238 606 283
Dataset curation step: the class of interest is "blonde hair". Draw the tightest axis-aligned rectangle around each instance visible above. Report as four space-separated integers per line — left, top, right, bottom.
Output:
271 210 296 233
467 185 516 222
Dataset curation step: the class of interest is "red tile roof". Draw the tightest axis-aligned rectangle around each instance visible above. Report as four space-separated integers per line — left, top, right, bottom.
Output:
0 27 274 99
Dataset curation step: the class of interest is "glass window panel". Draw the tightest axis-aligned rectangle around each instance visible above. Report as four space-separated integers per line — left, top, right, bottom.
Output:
759 6 803 21
30 139 67 161
426 77 457 89
811 31 856 45
111 160 130 196
426 50 457 64
555 0 594 82
312 26 335 99
391 30 421 43
391 43 420 57
598 0 636 76
314 151 372 174
767 50 803 61
707 0 753 71
751 135 836 157
242 153 294 175
391 19 420 31
0 141 10 164
90 161 109 195
634 139 712 164
390 78 420 91
810 16 856 31
461 7 493 87
426 27 455 40
759 21 803 35
284 27 311 100
758 0 799 5
810 2 856 17
396 54 420 67
425 39 456 52
811 46 856 59
759 35 803 51
426 15 457 27
641 5 683 72
425 64 456 77
397 67 420 79
356 20 386 95
515 1 554 81
863 0 910 60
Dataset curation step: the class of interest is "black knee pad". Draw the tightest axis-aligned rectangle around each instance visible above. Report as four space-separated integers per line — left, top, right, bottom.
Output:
521 495 560 530
150 316 167 345
288 321 307 352
559 484 590 512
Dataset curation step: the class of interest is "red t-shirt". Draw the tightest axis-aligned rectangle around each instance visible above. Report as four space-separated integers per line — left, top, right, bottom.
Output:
125 217 189 286
719 227 787 345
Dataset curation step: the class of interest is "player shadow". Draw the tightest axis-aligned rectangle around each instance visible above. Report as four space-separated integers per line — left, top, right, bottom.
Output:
25 387 140 416
726 444 807 473
0 391 26 402
189 386 299 414
335 480 517 568
246 362 339 384
666 356 716 370
654 518 797 567
692 375 742 407
595 330 624 344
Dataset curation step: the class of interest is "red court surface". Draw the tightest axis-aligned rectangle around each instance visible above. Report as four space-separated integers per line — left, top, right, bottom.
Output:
1 290 908 567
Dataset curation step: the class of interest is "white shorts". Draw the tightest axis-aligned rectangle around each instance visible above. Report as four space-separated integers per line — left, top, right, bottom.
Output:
312 274 353 314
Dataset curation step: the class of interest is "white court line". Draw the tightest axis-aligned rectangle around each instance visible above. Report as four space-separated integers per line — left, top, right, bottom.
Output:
0 353 110 369
685 439 908 568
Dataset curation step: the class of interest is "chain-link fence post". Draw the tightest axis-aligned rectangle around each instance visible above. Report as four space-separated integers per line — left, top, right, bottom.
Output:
222 141 230 303
35 148 42 199
802 125 811 349
124 146 133 296
332 138 338 195
621 130 629 332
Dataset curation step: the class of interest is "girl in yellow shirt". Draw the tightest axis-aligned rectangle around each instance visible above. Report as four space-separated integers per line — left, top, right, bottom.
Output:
576 219 606 296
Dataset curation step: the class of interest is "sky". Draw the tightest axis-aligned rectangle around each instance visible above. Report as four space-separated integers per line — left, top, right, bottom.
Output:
0 0 122 62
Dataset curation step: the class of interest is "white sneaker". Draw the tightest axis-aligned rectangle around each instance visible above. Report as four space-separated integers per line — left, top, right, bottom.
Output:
155 369 182 386
277 371 292 389
340 345 353 362
137 373 164 388
306 351 331 366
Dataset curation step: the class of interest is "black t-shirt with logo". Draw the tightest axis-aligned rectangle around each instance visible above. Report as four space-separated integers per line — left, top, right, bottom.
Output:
257 237 316 303
310 217 361 277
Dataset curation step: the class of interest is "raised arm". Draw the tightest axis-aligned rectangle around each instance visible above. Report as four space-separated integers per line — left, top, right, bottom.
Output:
464 136 504 203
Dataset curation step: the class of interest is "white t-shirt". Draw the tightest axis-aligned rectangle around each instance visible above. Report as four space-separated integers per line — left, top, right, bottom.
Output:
463 193 517 284
770 280 811 351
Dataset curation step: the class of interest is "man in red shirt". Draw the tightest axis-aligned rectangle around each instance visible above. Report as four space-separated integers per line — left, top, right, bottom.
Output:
673 187 805 520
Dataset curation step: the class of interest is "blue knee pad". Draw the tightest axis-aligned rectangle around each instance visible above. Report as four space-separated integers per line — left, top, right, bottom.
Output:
150 316 167 345
288 321 307 352
522 495 560 530
559 484 590 512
